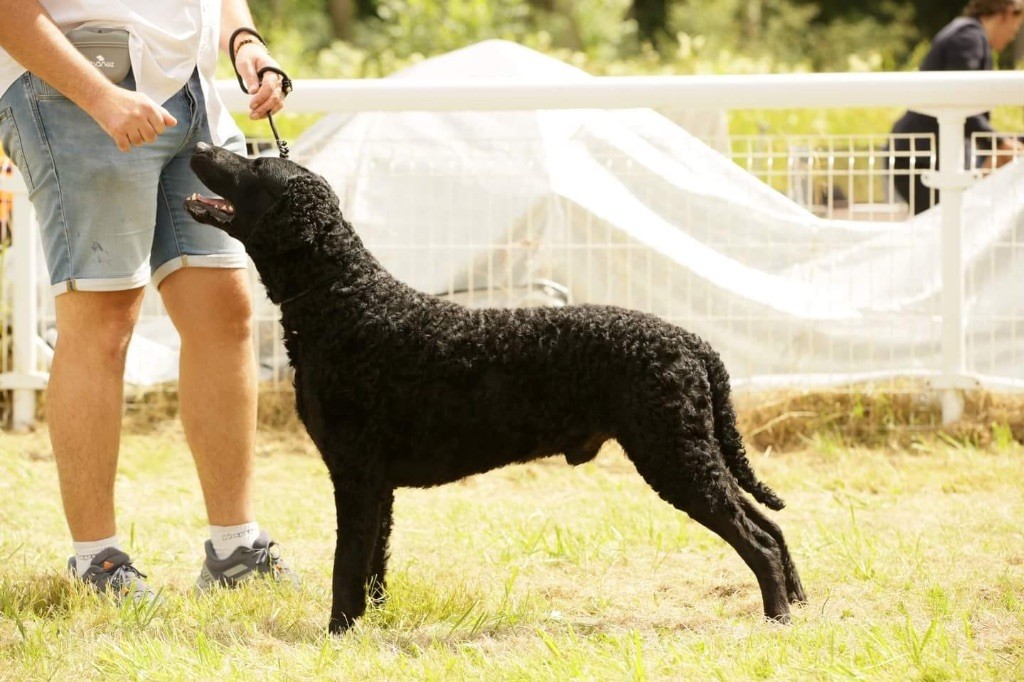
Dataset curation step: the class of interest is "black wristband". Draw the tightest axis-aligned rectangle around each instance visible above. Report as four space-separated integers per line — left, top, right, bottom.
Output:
228 27 266 68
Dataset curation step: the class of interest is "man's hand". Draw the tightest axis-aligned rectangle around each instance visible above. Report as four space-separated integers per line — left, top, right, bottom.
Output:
83 87 178 152
986 137 1024 171
0 1 178 152
232 41 287 120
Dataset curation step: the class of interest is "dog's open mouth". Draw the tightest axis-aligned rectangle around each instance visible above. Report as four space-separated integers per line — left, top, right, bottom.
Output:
184 193 235 226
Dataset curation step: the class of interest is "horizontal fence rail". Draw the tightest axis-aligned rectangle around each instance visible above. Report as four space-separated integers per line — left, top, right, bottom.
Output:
216 71 1024 114
2 71 1024 430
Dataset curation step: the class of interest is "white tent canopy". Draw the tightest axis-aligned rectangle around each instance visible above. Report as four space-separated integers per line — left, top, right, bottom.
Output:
292 40 1024 390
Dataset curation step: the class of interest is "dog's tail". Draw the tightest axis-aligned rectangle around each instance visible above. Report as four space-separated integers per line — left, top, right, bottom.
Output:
698 338 785 511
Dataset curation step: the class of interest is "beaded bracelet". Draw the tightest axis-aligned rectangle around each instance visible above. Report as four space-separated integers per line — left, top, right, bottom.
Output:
232 37 268 55
228 27 268 67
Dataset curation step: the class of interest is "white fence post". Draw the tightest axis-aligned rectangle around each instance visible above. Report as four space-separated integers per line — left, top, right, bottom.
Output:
921 109 983 425
0 168 45 430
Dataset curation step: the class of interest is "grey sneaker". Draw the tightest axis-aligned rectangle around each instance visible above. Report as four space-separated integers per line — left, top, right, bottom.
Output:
69 547 156 603
195 530 298 592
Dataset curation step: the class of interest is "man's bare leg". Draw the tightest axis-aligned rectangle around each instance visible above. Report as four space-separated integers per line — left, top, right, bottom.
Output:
48 288 146 542
158 267 257 527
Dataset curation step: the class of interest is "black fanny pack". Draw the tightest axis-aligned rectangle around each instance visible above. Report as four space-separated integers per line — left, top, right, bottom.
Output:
67 27 131 83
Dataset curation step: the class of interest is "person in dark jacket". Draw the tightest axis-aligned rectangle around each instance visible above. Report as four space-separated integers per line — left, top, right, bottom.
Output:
889 0 1024 214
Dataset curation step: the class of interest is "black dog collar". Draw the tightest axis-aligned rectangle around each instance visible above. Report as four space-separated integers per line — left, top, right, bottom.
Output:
278 272 345 307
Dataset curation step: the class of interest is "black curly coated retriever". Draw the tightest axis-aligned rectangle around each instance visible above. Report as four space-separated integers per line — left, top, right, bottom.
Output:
185 142 806 634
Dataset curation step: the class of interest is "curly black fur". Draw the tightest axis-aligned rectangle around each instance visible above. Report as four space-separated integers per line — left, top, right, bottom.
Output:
187 147 806 634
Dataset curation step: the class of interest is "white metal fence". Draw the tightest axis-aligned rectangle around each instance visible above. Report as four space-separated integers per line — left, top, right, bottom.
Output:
2 71 1024 430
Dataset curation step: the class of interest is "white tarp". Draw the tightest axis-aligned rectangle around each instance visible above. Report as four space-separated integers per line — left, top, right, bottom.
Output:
292 40 1024 390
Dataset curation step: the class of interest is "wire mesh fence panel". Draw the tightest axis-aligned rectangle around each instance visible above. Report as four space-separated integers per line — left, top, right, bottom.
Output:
272 125 1023 392
3 128 1023 398
727 133 940 221
964 132 1024 387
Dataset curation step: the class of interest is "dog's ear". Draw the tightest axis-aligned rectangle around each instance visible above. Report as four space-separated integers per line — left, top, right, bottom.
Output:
250 174 342 254
283 175 342 246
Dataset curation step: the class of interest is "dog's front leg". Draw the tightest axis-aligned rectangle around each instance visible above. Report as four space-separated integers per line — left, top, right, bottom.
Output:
367 488 395 606
328 471 385 634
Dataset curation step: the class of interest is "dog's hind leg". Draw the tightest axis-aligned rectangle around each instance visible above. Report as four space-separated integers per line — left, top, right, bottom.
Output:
737 496 806 605
624 434 791 622
329 470 386 634
367 488 395 606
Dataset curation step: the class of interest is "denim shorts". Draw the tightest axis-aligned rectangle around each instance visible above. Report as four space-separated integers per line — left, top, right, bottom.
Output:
0 69 248 296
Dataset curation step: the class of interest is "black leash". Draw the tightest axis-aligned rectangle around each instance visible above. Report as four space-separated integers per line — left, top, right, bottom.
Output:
279 272 378 308
278 272 345 307
228 27 292 159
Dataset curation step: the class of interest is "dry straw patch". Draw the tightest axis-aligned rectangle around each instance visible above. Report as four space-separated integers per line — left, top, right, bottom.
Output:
734 383 1024 451
116 382 1024 450
5 380 1023 449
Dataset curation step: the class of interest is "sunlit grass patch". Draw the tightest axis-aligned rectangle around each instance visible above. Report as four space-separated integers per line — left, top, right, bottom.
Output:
1 427 1022 680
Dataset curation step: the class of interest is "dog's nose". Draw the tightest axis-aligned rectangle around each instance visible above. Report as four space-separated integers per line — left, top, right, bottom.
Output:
195 141 211 153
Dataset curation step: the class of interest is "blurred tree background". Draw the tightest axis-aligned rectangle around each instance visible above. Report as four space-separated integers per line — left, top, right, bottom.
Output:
238 0 1023 136
247 0 1020 78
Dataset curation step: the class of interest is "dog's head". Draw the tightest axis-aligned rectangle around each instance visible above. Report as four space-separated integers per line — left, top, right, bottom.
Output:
185 142 337 256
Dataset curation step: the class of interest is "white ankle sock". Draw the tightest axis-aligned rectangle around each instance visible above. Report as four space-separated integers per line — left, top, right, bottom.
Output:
210 522 261 560
73 536 120 577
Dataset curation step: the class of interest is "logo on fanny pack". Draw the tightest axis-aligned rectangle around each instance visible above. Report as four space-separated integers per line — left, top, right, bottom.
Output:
92 55 115 70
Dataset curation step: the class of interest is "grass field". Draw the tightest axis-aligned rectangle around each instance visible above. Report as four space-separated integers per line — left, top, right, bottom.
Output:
1 424 1022 680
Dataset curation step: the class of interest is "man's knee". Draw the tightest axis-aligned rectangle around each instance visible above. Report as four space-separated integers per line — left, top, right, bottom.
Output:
163 268 253 344
213 284 254 343
53 289 143 367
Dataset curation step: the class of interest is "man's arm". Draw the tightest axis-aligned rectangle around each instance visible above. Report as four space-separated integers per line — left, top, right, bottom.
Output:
939 25 998 138
0 2 112 112
220 0 287 121
938 24 1023 169
940 26 989 71
984 137 1024 170
0 1 176 151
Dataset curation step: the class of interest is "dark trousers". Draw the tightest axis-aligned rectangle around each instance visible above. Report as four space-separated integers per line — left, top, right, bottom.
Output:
887 136 1001 216
887 136 936 216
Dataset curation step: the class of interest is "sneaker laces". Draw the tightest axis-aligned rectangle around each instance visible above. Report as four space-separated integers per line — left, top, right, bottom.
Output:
107 561 148 592
110 562 147 581
264 541 288 574
251 540 293 580
89 556 152 599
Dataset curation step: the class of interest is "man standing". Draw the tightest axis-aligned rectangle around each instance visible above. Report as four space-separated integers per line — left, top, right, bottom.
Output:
890 0 1024 214
0 1 296 597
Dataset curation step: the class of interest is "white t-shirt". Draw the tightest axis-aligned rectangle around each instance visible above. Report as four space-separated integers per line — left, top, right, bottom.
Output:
0 0 240 145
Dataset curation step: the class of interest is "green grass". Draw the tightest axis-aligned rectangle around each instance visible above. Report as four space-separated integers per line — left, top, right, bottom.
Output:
1 426 1023 680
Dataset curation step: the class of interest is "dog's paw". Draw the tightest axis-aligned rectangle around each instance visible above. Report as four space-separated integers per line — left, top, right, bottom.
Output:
328 616 354 635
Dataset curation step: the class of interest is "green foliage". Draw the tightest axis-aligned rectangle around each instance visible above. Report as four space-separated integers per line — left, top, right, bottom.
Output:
246 0 960 77
249 0 337 47
238 0 1024 138
357 0 533 58
806 0 967 44
669 0 919 71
